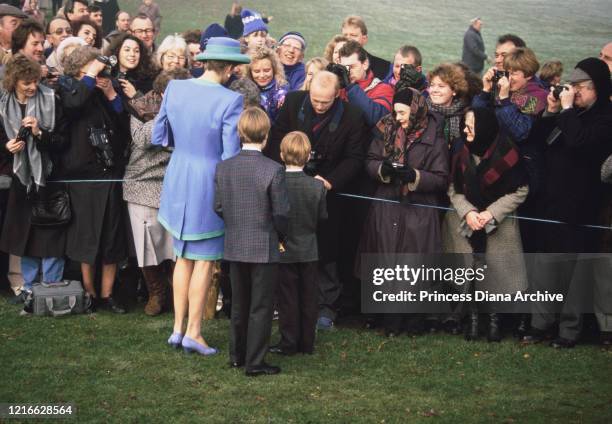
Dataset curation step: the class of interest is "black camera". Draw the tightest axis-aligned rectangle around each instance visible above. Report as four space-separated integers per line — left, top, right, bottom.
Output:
88 127 114 171
397 64 426 91
16 126 32 141
391 162 405 170
491 69 509 85
97 55 118 79
552 84 569 100
304 149 324 177
116 71 128 81
326 63 350 89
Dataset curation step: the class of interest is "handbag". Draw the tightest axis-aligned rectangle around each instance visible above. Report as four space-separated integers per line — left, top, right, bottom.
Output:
30 187 71 227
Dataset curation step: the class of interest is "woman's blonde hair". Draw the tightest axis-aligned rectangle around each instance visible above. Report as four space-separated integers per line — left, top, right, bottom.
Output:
156 34 189 69
280 131 311 166
247 47 286 86
301 57 329 90
238 107 271 145
539 60 563 83
504 47 540 77
323 34 348 63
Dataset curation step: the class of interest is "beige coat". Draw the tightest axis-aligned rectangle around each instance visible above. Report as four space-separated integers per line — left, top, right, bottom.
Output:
441 171 529 294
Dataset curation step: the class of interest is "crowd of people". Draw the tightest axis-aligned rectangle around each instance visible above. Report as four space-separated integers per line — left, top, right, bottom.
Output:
0 1 611 377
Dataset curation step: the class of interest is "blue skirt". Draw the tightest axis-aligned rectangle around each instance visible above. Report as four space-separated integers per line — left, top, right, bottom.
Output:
173 235 224 261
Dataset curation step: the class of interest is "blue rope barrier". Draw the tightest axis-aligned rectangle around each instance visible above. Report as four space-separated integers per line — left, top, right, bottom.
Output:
47 178 612 231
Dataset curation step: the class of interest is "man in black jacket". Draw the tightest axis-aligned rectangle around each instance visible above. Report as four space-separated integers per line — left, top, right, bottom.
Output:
267 71 366 330
523 58 612 349
341 15 390 81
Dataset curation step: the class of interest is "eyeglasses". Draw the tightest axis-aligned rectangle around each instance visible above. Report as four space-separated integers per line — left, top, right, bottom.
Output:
132 29 155 36
164 54 186 63
571 81 594 91
52 27 73 35
280 44 303 52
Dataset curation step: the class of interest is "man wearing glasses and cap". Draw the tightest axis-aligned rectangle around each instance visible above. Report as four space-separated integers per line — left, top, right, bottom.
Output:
0 4 28 65
523 57 612 349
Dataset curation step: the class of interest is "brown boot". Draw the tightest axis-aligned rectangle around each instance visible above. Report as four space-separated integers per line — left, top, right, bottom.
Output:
142 265 167 316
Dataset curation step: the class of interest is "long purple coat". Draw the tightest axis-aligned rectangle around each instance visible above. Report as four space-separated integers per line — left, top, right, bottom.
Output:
358 113 449 256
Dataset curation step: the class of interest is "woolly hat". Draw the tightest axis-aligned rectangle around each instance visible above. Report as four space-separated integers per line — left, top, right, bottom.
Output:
241 9 267 37
572 57 611 107
392 87 414 106
57 36 87 63
278 32 306 50
200 23 228 51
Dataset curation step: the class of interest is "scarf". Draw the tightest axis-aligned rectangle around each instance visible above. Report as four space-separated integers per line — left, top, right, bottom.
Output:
509 80 547 116
452 108 528 252
426 96 468 146
0 85 56 191
259 78 288 122
378 88 428 165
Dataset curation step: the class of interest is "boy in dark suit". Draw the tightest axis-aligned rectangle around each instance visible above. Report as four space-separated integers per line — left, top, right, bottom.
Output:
270 131 328 355
214 107 290 377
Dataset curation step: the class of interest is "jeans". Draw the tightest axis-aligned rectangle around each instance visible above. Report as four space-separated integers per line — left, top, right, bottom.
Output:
21 256 65 291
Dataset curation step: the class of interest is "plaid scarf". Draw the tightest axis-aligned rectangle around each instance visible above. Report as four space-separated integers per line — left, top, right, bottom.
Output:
378 89 429 164
426 97 468 145
452 108 527 211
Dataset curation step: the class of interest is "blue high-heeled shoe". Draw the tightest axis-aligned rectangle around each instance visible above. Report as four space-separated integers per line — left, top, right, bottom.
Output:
167 332 184 349
181 336 218 356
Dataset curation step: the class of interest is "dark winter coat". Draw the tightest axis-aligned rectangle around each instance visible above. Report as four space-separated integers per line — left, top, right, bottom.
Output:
267 90 367 262
358 112 449 256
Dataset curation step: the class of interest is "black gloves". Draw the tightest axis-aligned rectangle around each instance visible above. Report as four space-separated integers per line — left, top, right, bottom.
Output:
395 165 417 183
326 63 350 89
396 64 427 92
381 160 417 183
380 160 395 179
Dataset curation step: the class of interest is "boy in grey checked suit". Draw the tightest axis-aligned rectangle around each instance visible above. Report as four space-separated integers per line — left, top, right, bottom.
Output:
214 108 289 376
269 132 328 356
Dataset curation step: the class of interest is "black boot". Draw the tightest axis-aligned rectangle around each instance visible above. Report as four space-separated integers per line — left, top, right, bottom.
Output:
515 313 530 338
488 313 502 342
465 313 479 341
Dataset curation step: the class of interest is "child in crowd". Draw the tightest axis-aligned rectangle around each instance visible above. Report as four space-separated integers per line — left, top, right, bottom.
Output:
270 131 327 356
240 9 268 51
214 107 290 377
138 0 162 34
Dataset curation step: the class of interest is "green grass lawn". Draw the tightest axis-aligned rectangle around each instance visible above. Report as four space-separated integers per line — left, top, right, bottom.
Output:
118 0 611 77
2 295 611 423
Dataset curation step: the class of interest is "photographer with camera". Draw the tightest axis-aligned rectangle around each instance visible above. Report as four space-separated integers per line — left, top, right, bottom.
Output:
0 54 68 315
522 58 612 349
335 40 394 128
55 45 128 313
267 71 366 330
473 48 547 186
384 45 426 90
107 33 157 101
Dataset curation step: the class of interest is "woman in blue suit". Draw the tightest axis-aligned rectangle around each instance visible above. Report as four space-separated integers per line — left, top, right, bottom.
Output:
152 37 250 355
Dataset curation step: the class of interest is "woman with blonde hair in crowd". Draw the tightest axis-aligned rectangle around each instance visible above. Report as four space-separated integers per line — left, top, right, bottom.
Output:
247 47 288 122
155 34 189 71
323 35 348 64
301 57 329 91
